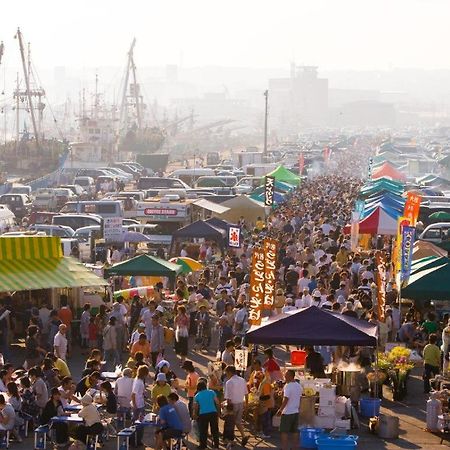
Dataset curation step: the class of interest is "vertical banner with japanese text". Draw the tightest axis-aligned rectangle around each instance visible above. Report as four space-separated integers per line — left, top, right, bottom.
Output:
376 250 387 322
249 247 265 325
264 176 275 207
298 152 305 176
403 193 421 226
401 226 415 283
263 237 277 310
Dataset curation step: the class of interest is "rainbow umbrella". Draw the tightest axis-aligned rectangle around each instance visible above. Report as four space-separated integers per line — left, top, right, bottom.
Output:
169 257 204 273
113 286 154 300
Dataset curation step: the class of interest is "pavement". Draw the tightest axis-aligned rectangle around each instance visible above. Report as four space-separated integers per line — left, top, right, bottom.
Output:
8 338 450 449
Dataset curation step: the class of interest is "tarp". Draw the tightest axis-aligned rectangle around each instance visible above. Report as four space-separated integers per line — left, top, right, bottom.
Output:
246 306 377 346
402 262 450 301
205 217 231 232
0 256 108 292
104 254 182 278
344 206 398 235
253 180 295 194
410 256 449 274
266 165 300 185
412 240 449 260
172 220 225 240
218 195 268 223
250 191 286 204
193 198 230 215
372 162 407 182
0 236 108 292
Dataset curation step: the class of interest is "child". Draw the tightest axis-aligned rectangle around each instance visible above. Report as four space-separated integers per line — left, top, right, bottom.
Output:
222 401 235 449
88 317 98 350
99 381 118 436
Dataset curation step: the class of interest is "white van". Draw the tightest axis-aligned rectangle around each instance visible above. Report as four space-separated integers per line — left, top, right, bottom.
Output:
419 222 450 250
59 200 123 218
52 214 102 230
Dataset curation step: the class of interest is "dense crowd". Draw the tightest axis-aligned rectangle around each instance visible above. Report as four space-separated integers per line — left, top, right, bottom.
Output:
0 147 447 449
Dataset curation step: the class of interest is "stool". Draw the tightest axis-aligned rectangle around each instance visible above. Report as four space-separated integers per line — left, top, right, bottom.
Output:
86 434 99 450
116 407 131 429
21 413 33 438
117 428 135 450
0 431 10 449
34 426 49 450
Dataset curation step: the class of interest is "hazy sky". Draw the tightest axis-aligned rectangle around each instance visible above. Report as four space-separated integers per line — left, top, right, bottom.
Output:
0 0 449 71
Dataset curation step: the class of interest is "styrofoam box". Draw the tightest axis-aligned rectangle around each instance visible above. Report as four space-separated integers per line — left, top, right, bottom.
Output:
319 386 336 397
335 419 351 430
313 415 336 429
319 396 336 407
318 406 336 417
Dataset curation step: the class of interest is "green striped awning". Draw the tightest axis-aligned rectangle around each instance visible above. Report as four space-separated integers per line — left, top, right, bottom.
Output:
0 257 108 292
0 236 62 260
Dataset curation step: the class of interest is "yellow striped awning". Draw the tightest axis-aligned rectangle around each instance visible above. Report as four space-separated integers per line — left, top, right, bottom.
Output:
0 257 108 292
0 236 63 260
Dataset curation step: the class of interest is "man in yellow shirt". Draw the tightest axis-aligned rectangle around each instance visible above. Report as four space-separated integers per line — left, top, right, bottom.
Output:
48 353 71 378
423 333 441 393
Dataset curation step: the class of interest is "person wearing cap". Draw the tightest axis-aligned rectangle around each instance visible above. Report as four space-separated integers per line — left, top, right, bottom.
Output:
311 289 322 307
156 360 178 389
130 323 146 346
115 368 134 408
281 297 296 313
149 315 165 368
76 393 103 444
151 373 172 411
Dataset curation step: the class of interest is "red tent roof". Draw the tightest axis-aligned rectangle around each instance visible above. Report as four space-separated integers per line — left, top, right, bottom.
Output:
372 162 406 181
343 207 398 235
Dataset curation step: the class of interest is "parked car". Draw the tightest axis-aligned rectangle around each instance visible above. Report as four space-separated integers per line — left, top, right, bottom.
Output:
52 213 102 230
137 177 189 191
60 184 87 198
32 189 59 211
0 193 32 219
9 184 32 196
419 222 450 250
29 224 75 238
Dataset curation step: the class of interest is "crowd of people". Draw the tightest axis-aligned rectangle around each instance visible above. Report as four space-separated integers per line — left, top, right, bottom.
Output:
0 146 447 449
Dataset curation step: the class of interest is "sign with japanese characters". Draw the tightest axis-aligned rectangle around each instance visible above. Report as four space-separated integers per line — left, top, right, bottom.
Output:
264 176 275 207
228 226 241 248
234 348 249 371
375 250 387 322
249 246 265 325
263 238 277 310
401 226 415 283
103 217 124 242
403 193 421 226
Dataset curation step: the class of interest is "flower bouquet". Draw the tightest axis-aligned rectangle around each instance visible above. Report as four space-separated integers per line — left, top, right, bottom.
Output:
374 347 415 401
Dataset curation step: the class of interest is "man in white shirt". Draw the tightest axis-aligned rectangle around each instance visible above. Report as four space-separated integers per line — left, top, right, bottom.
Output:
295 288 313 309
224 366 249 447
54 324 68 360
115 368 135 408
276 369 302 450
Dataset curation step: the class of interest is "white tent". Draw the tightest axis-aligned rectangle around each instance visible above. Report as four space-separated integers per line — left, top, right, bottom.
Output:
217 195 268 224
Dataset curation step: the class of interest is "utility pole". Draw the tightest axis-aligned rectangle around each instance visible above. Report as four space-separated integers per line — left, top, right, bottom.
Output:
263 89 268 156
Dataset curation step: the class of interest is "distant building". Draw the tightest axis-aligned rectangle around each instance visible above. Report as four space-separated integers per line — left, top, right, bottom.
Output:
269 65 328 132
330 100 396 127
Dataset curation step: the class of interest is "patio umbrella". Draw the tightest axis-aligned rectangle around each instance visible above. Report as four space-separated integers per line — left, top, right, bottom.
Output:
429 211 450 221
169 257 204 273
123 231 151 243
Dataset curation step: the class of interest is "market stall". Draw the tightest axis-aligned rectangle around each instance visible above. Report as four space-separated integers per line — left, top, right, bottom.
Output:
104 254 182 289
246 306 378 430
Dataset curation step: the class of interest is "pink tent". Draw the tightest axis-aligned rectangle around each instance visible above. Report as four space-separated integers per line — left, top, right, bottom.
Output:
372 163 406 182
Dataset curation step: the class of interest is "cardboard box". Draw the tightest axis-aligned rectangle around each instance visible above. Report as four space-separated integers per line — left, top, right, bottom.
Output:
318 406 336 417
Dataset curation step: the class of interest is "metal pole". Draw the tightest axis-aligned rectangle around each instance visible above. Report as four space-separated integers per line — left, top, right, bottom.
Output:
263 90 268 156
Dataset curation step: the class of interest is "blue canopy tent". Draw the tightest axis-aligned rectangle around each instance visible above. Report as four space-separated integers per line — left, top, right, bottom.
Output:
250 191 287 204
246 306 377 346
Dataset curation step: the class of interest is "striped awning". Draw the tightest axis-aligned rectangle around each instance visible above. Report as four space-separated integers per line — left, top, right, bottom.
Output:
0 236 62 260
0 256 108 292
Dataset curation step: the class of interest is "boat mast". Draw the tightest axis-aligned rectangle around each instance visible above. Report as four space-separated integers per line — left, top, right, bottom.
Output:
15 73 19 147
119 38 135 133
130 46 142 130
15 28 40 150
